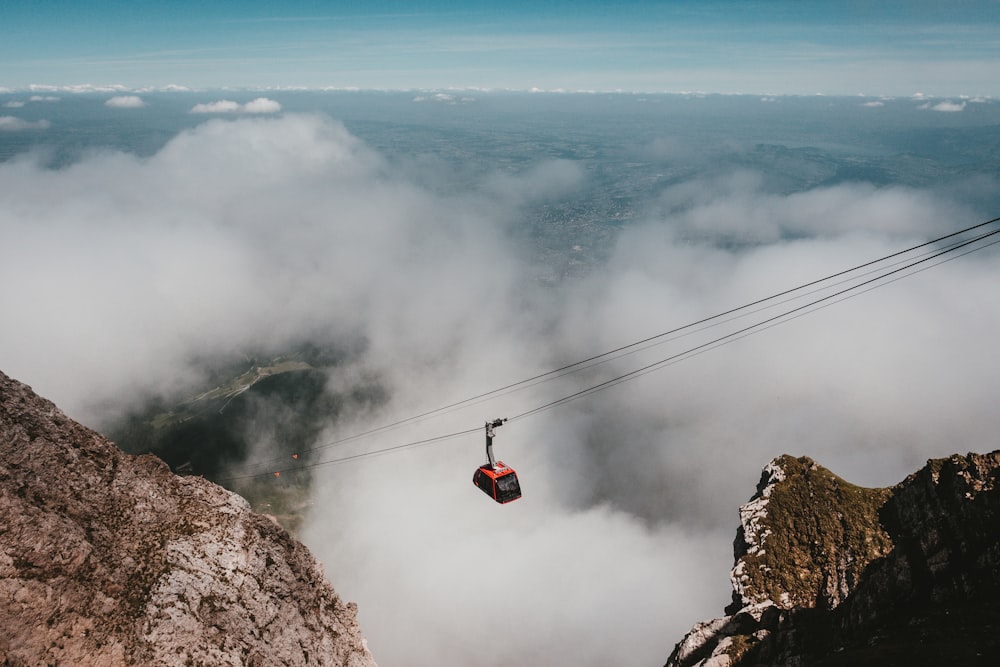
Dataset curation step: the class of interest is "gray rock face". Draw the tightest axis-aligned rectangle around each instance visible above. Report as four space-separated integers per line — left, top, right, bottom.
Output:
666 452 1000 667
0 370 377 667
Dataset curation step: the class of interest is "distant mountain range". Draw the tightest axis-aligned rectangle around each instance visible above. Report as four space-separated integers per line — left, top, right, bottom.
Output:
106 349 386 535
666 452 1000 666
113 356 333 476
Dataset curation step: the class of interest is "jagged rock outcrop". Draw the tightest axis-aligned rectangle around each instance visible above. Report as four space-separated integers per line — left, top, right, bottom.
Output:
0 370 377 666
667 452 1000 667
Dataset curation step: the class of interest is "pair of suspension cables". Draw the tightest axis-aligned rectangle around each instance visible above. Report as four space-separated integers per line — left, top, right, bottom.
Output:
218 215 1000 482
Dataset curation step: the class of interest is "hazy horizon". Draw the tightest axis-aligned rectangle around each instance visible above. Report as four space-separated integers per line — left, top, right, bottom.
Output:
4 1 1000 96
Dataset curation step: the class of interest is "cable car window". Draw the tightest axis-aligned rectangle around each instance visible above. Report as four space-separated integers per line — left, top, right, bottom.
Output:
495 472 521 502
475 469 493 495
496 474 519 494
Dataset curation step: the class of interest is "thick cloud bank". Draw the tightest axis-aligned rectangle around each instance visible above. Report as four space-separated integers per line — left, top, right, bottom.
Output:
0 114 518 419
2 113 998 666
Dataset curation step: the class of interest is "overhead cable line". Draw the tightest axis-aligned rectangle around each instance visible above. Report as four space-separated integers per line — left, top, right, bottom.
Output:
220 426 482 482
309 215 1000 444
218 216 1000 481
508 224 1000 422
721 235 1000 352
549 230 993 376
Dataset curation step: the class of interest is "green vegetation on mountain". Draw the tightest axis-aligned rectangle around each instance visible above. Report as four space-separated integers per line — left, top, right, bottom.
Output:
740 455 894 611
107 346 386 533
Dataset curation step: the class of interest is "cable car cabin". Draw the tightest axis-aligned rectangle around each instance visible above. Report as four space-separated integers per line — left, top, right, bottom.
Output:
473 461 522 504
473 418 522 504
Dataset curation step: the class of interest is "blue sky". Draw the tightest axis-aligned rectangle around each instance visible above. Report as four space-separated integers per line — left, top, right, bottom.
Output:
3 1 1000 95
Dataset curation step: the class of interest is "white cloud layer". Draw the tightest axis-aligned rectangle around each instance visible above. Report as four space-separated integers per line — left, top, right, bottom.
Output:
1 114 997 666
190 100 241 113
191 97 282 114
242 97 283 113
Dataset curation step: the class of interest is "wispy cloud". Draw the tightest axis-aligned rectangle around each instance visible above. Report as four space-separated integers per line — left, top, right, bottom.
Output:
105 95 146 108
0 116 51 131
919 100 966 112
26 84 130 94
411 92 475 104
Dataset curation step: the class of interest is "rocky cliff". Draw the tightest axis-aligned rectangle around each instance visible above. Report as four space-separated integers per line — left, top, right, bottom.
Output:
666 452 1000 666
0 370 377 667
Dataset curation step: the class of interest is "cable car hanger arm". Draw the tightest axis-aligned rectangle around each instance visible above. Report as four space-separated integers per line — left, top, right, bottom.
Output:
485 417 507 470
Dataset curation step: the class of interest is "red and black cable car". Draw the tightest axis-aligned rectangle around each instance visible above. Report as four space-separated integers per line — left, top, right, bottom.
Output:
473 418 522 504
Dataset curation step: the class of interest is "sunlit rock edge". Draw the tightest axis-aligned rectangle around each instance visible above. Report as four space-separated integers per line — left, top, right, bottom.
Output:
666 451 1000 666
0 370 377 667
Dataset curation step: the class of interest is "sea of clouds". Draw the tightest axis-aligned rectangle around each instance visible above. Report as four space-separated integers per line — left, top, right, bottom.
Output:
1 112 998 666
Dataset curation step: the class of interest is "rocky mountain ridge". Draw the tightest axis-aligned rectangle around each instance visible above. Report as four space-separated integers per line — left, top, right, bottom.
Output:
0 370 377 666
667 452 1000 666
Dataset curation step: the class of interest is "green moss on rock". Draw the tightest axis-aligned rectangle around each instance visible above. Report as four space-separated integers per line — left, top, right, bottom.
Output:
738 455 893 610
